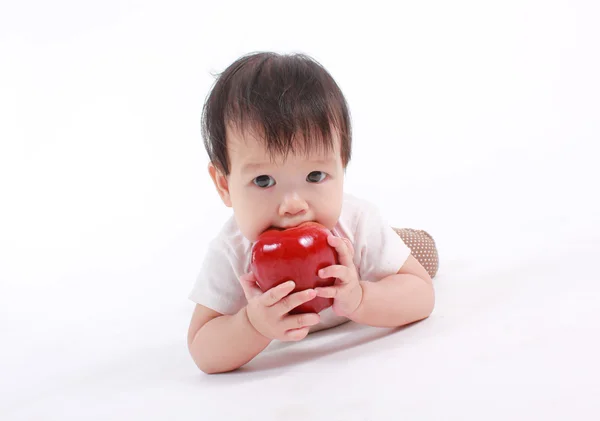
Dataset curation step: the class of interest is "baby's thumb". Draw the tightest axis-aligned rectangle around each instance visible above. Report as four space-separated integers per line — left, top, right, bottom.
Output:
239 272 263 300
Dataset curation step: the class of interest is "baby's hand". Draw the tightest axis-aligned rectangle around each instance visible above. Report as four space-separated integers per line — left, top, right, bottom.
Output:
314 235 364 317
239 272 321 341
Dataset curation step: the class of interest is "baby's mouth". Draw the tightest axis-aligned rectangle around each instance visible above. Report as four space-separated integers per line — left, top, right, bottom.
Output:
268 221 314 232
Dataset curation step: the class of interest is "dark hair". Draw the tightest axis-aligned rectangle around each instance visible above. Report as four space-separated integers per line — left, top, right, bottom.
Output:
201 51 352 175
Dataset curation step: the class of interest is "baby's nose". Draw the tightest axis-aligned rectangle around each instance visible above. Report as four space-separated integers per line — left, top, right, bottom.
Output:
279 192 309 217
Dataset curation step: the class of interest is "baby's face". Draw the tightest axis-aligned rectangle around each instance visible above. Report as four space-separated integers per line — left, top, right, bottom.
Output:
221 126 345 243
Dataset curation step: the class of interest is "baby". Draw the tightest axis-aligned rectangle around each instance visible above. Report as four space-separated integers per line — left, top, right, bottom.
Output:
187 52 437 374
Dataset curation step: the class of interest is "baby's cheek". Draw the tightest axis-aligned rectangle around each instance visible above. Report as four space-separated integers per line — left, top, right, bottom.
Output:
320 206 342 231
329 195 344 224
232 192 268 240
240 220 262 243
244 216 272 243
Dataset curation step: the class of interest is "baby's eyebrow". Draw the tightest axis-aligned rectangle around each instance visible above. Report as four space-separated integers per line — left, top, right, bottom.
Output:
240 161 267 174
240 156 335 174
311 157 335 165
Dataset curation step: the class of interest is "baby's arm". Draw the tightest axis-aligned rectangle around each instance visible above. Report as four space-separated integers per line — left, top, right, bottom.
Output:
187 276 320 374
351 254 434 327
314 233 434 327
187 304 271 374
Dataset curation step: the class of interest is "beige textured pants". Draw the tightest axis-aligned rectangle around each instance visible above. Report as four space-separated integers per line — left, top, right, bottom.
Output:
392 228 439 278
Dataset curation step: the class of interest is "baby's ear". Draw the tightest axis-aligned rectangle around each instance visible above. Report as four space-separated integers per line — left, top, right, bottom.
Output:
208 162 232 207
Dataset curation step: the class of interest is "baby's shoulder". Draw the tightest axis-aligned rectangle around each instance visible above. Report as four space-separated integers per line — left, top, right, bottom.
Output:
340 193 379 225
208 216 252 260
342 192 377 211
334 192 381 242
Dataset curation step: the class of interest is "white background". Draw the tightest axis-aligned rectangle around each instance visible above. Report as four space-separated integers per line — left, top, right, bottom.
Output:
1 1 599 420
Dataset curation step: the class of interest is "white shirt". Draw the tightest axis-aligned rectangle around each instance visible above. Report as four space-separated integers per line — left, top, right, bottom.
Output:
188 193 412 331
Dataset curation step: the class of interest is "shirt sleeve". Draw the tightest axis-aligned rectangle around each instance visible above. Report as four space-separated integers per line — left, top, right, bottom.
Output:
187 238 248 315
354 201 412 282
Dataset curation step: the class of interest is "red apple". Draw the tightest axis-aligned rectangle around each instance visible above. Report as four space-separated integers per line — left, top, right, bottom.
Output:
250 221 339 314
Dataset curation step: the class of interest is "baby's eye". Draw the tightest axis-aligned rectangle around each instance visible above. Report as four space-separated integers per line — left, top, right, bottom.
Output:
306 171 327 183
253 175 275 188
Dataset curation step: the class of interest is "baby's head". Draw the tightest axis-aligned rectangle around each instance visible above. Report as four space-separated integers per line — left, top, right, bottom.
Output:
202 52 352 242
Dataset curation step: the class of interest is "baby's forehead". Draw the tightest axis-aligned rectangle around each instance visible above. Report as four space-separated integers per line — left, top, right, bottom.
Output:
227 124 340 163
232 144 338 173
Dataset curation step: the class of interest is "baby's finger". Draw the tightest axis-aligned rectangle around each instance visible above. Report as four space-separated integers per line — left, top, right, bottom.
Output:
283 326 311 342
344 238 355 257
318 265 352 283
314 286 338 298
282 312 321 330
239 272 263 300
261 280 296 307
328 235 354 267
275 288 317 314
